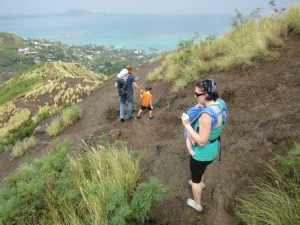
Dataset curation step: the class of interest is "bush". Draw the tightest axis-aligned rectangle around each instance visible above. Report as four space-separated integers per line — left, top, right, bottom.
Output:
0 104 76 153
235 144 300 224
46 106 83 136
0 138 167 224
10 136 36 159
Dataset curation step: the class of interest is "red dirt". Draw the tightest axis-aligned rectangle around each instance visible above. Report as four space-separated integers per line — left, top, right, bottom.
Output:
1 35 300 225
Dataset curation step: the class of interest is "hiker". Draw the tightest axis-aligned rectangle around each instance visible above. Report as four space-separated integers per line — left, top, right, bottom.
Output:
118 65 142 122
137 86 154 119
115 65 130 96
181 79 228 212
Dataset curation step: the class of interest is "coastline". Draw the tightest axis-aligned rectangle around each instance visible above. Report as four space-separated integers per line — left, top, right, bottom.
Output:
0 14 231 51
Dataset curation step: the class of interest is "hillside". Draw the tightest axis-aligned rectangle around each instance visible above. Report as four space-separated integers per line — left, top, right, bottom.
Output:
0 32 35 78
0 62 106 151
0 34 299 224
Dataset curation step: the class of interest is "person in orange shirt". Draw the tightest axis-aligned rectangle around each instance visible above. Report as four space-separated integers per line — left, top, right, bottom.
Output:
137 86 154 119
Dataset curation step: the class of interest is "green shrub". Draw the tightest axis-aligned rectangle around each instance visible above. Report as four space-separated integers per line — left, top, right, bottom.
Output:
236 144 300 225
129 177 167 223
0 120 37 153
0 138 167 225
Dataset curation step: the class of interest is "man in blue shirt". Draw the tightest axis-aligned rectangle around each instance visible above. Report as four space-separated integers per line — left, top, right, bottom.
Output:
119 65 142 122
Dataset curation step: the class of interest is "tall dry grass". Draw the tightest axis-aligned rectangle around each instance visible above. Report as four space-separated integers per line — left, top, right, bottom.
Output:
147 5 300 92
0 138 167 224
46 106 83 136
10 136 36 159
0 108 31 139
236 144 300 224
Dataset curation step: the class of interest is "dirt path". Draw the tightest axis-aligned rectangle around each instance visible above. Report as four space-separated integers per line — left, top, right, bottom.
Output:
1 36 300 224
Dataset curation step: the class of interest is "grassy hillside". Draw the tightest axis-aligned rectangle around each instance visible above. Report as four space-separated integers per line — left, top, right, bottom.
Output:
0 62 106 106
0 32 35 76
0 62 107 152
148 5 300 92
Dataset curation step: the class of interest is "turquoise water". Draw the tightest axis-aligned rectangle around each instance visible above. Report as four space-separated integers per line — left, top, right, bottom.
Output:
0 14 232 51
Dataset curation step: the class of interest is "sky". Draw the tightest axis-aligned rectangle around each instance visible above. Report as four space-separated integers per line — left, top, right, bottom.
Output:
0 0 299 16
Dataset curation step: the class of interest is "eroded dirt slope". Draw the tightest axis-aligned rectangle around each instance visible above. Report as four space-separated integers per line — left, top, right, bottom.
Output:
1 36 300 225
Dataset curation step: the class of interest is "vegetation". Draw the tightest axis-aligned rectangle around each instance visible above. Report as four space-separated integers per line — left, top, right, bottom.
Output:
0 59 104 153
0 32 35 77
0 138 167 224
0 73 43 105
0 108 31 140
46 106 83 136
0 32 157 82
27 39 157 75
147 5 300 92
10 136 36 159
0 60 104 152
236 144 300 224
21 62 106 105
0 104 68 153
32 104 65 123
0 61 106 107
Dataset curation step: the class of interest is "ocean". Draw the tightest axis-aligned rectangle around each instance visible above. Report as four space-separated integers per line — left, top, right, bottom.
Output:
0 14 232 52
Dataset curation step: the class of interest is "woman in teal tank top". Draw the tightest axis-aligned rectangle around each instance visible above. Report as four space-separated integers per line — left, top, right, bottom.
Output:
181 79 227 212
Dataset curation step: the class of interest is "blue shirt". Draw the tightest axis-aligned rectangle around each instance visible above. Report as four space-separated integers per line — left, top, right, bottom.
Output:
125 74 136 96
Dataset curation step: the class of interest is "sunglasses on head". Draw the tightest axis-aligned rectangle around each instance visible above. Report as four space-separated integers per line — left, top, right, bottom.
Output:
194 92 206 97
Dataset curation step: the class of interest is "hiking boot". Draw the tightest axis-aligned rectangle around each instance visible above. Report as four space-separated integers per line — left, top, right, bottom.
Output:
120 118 125 122
149 116 154 119
137 115 141 119
128 116 134 120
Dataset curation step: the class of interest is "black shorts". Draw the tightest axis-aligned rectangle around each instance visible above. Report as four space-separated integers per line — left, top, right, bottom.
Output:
141 106 152 111
190 157 213 183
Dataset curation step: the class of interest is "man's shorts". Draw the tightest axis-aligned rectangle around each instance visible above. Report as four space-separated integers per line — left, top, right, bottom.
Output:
140 105 153 111
190 157 213 183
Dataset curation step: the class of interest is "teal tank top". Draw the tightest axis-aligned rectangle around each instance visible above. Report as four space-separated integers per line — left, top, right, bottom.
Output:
192 102 225 161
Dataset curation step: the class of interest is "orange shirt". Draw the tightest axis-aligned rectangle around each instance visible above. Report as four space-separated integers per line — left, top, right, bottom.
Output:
141 92 152 107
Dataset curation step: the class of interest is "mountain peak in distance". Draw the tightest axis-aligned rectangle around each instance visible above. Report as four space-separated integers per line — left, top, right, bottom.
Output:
60 9 94 16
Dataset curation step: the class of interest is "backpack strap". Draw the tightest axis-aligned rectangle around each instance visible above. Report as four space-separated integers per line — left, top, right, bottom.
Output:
184 99 227 138
200 107 218 129
216 98 228 125
208 99 227 161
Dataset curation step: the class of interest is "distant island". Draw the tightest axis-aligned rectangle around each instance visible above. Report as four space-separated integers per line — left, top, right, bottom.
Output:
59 9 95 16
59 33 86 37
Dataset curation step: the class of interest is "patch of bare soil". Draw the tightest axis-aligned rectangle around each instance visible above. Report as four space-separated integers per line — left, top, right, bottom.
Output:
1 36 300 224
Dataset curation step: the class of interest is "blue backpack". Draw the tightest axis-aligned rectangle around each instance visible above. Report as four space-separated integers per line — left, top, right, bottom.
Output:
183 99 228 160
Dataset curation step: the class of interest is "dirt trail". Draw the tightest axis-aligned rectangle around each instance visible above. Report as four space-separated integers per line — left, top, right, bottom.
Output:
1 36 300 224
